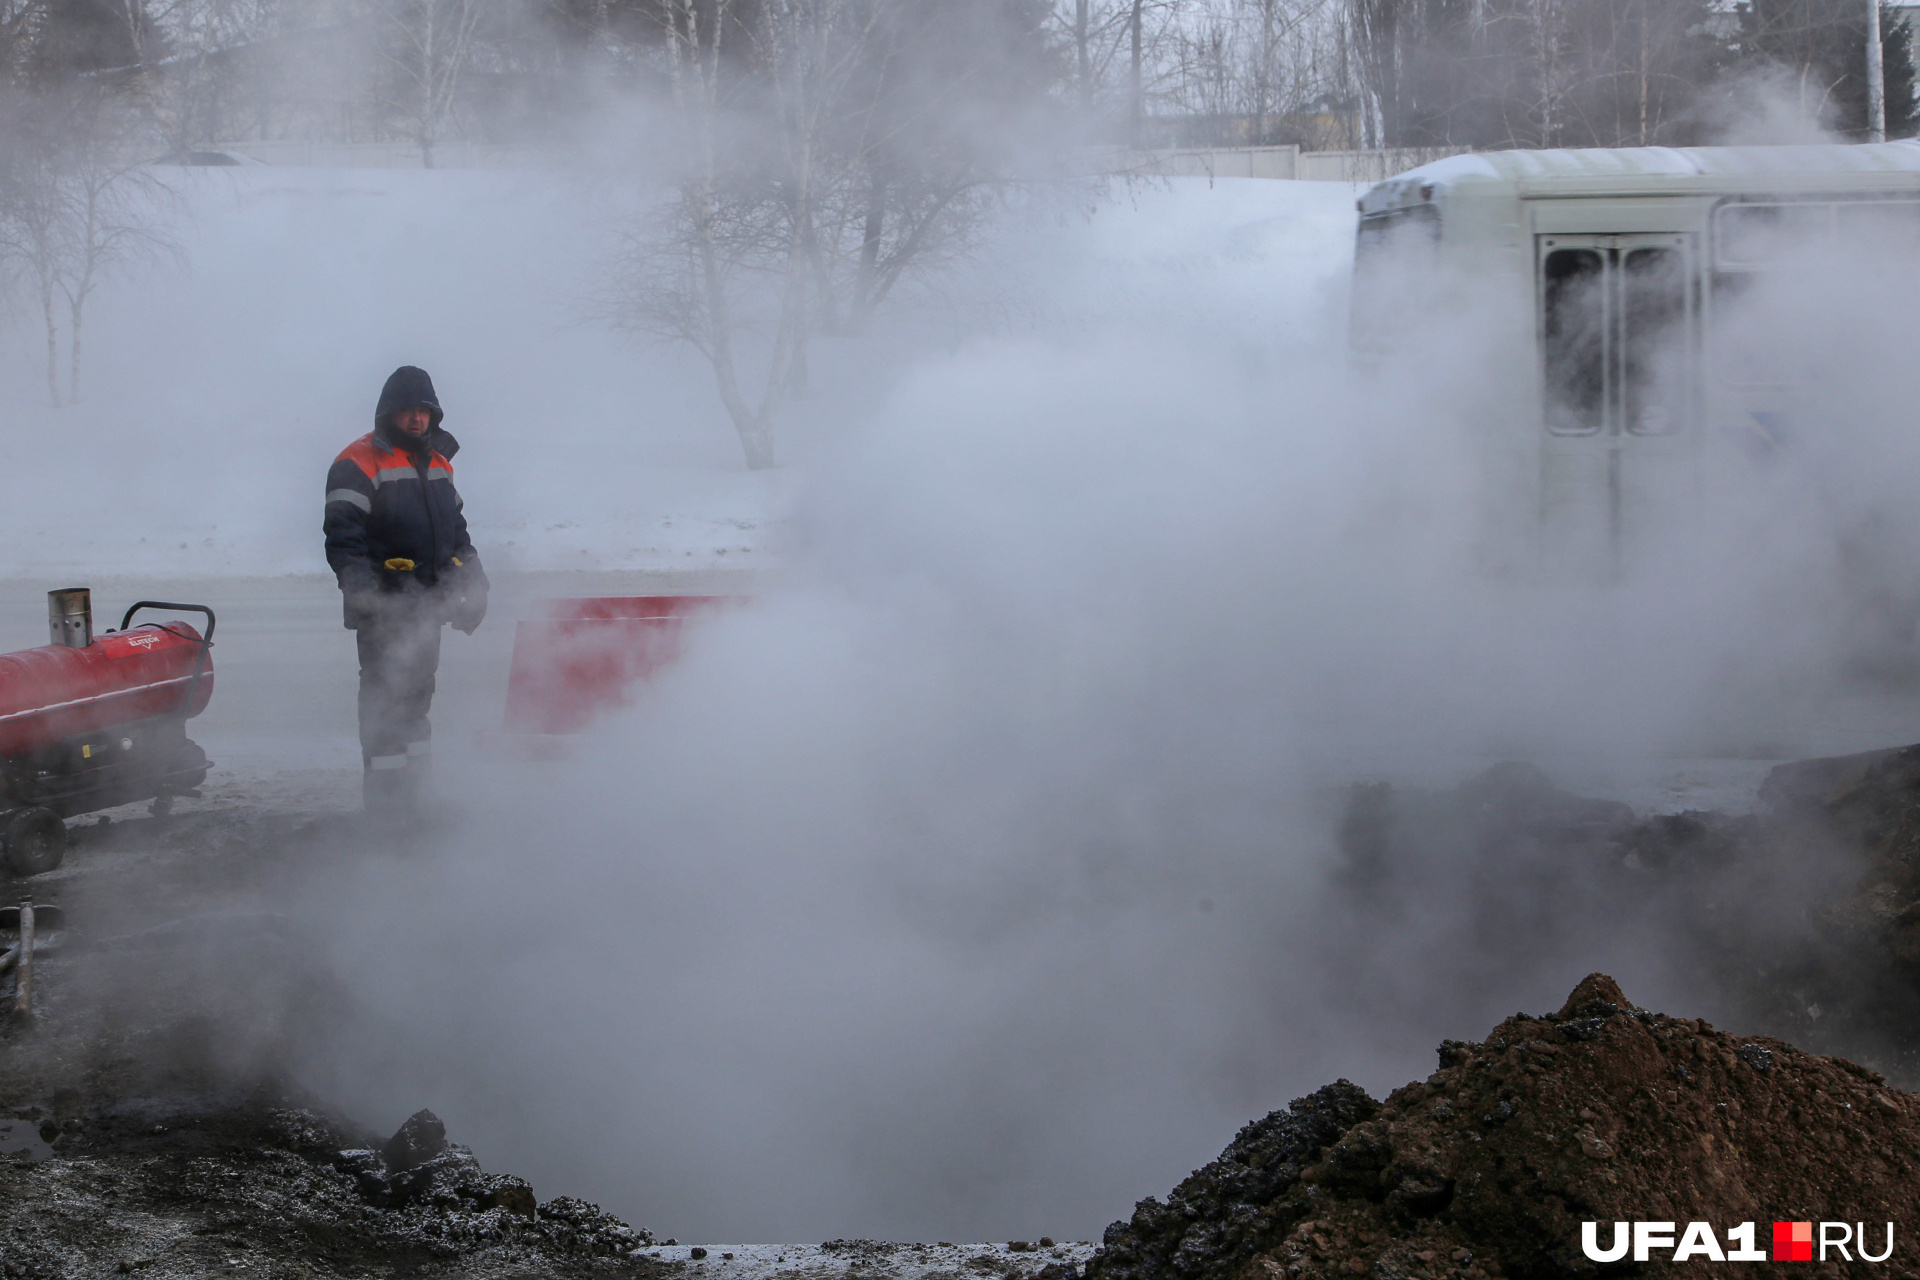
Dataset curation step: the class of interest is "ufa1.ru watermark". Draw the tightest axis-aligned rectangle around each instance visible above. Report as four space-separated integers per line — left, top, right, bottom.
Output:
1582 1221 1895 1263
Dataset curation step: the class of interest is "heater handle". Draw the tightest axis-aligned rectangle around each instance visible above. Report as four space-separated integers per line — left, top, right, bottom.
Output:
120 601 216 646
120 602 216 727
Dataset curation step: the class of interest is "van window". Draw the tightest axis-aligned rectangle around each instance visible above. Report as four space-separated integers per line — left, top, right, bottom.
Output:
1836 200 1920 254
1715 198 1920 267
1355 205 1441 259
1542 249 1606 435
1711 198 1920 384
1351 206 1440 351
1715 203 1832 267
1709 271 1805 386
1621 248 1686 435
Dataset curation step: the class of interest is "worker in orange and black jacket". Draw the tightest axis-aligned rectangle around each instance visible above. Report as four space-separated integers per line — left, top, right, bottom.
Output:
324 365 488 814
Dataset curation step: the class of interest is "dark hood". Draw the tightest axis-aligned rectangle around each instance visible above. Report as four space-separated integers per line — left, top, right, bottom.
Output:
374 365 444 433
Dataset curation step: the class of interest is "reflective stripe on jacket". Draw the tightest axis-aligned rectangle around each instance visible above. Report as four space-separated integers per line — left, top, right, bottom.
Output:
324 422 479 593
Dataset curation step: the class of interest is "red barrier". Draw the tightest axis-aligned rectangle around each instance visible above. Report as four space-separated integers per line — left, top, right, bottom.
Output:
504 596 734 734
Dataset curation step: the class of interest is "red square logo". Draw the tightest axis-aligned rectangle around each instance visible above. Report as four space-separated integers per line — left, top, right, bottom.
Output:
1773 1222 1813 1262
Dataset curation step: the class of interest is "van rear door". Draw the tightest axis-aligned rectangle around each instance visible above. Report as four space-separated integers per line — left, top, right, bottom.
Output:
1535 232 1699 575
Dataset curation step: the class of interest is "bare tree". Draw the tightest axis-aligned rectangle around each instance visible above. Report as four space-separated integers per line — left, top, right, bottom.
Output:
379 0 487 167
614 0 789 468
0 144 68 406
1131 0 1145 137
1337 0 1737 149
140 0 292 154
0 85 176 407
1242 0 1325 140
1735 0 1916 140
1043 0 1192 140
1127 0 1343 146
57 148 175 401
607 0 1048 470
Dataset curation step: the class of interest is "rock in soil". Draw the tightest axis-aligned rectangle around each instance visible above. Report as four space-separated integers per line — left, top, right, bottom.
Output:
383 1105 450 1172
1087 973 1920 1280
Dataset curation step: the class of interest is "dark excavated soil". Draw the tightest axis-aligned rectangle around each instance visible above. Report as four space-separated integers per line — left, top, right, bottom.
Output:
1087 745 1920 1280
0 1094 654 1278
1087 974 1920 1280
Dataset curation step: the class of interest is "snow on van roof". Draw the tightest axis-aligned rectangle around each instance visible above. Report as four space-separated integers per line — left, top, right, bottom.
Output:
1365 140 1920 209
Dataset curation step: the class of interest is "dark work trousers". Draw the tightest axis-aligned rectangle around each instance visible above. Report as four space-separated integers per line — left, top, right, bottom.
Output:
356 601 443 810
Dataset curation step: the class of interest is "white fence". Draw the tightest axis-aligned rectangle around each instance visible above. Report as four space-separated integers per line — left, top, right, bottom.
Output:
207 139 546 169
1093 144 1471 184
205 138 1469 183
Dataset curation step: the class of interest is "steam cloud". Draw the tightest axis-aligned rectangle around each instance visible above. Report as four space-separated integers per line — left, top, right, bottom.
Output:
6 66 1920 1247
283 136 1920 1244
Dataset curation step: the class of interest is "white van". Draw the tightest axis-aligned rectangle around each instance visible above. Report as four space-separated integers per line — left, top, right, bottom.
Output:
1352 143 1920 577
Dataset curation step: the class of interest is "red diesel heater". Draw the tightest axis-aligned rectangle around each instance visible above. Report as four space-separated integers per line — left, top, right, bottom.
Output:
0 589 215 876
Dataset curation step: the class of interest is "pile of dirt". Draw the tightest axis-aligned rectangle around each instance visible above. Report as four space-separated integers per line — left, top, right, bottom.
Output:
0 1092 656 1278
1086 974 1920 1280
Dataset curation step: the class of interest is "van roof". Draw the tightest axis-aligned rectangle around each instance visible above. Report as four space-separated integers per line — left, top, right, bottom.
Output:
1361 141 1920 213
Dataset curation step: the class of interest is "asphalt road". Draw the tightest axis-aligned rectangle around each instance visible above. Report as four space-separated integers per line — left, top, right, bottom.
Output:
1 568 1917 821
0 570 759 816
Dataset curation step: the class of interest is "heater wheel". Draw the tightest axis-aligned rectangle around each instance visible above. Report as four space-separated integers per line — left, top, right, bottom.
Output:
4 807 67 877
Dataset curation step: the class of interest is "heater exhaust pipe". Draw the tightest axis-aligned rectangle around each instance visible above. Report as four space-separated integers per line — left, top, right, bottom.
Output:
47 588 91 648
